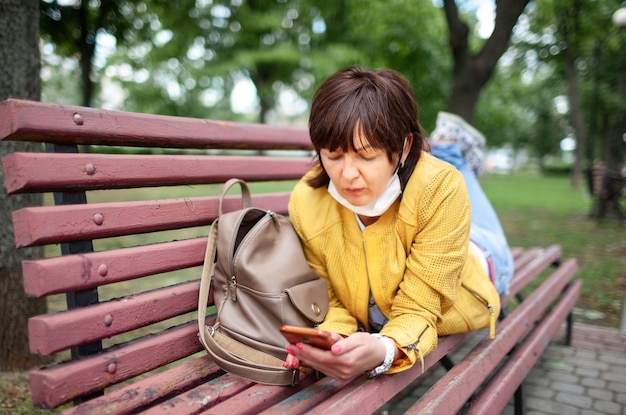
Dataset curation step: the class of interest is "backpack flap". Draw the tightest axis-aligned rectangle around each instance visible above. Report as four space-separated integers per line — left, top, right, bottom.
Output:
284 278 329 324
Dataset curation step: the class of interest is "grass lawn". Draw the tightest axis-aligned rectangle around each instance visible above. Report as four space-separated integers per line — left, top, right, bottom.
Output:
480 172 625 327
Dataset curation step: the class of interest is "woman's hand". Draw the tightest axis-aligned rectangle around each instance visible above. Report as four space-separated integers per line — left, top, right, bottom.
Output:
284 332 392 382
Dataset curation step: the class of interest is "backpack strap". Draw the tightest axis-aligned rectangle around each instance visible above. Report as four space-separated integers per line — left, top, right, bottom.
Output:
218 178 252 217
197 216 301 386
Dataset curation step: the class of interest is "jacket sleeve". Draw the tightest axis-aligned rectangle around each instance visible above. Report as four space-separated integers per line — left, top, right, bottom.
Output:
381 167 471 373
288 180 359 335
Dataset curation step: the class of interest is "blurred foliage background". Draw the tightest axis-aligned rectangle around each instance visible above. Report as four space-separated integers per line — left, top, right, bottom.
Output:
38 0 626 182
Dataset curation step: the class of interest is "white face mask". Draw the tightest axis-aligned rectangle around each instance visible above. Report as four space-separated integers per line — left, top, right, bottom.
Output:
328 172 402 217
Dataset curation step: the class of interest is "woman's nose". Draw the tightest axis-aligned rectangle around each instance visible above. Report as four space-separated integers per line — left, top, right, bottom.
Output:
341 156 360 181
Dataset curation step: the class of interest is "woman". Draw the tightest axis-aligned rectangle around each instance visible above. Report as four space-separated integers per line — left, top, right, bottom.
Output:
284 66 514 381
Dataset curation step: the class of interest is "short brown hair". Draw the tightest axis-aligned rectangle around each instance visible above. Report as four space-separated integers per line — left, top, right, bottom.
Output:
307 66 426 189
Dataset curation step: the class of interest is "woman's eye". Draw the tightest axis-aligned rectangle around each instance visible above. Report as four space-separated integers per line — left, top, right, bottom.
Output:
322 151 342 161
359 151 380 161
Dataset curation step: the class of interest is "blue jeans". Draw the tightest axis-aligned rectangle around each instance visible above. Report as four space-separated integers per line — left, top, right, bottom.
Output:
431 143 514 295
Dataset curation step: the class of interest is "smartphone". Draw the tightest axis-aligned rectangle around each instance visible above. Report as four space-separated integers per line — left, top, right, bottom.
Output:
279 325 335 350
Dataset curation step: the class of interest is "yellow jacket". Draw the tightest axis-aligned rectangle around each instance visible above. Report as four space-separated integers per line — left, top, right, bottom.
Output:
288 152 500 373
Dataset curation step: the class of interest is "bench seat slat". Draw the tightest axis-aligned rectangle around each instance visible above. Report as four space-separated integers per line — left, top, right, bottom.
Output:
29 280 203 356
0 99 312 149
140 372 257 415
60 356 221 415
510 247 524 259
2 152 311 194
23 238 206 297
30 321 207 409
405 258 580 415
468 279 582 414
12 193 291 247
504 244 562 303
512 246 542 273
256 333 471 415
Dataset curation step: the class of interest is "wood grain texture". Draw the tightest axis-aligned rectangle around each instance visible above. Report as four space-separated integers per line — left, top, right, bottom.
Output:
0 99 312 149
2 152 312 194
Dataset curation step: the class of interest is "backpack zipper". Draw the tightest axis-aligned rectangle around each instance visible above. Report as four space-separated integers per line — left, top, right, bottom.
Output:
229 210 275 303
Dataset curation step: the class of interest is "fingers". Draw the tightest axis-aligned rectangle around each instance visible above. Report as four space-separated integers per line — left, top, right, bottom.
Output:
284 333 385 381
290 341 358 381
283 347 301 369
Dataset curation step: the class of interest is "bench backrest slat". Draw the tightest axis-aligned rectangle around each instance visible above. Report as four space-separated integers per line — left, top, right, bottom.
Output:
30 322 206 408
29 280 201 356
0 99 312 150
3 152 312 194
23 238 206 297
12 193 292 247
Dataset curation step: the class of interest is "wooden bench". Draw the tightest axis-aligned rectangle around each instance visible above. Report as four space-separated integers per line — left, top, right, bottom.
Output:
0 98 581 415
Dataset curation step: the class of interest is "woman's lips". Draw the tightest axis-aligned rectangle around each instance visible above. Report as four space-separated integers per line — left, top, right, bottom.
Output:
344 187 363 195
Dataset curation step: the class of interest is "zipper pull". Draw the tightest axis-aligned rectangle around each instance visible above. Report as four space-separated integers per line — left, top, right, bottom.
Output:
405 325 429 373
268 210 280 228
488 304 496 339
230 275 237 301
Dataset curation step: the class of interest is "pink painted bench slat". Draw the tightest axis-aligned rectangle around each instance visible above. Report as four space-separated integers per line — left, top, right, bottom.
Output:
23 238 207 297
0 99 311 149
29 322 205 408
29 280 201 355
0 98 581 415
11 193 292 247
2 152 311 194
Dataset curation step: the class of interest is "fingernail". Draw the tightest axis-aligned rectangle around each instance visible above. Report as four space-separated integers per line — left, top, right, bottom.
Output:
331 344 341 354
286 347 295 356
295 343 303 350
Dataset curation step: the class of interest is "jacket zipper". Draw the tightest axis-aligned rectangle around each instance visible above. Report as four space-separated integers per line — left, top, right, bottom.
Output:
362 239 374 324
462 283 496 339
405 325 430 373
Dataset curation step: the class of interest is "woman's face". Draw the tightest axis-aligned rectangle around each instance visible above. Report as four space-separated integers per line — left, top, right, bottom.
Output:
320 131 398 207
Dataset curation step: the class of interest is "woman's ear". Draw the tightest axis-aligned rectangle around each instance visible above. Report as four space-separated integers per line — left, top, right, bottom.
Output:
401 133 413 164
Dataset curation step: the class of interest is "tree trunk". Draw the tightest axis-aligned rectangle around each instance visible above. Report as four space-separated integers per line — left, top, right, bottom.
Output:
602 67 625 173
78 0 96 107
563 51 586 188
557 4 586 189
443 0 530 122
0 0 48 370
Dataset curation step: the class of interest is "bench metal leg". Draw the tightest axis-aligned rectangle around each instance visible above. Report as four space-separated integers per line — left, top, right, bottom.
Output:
47 143 104 404
514 382 526 415
499 304 509 321
565 311 574 346
440 355 455 371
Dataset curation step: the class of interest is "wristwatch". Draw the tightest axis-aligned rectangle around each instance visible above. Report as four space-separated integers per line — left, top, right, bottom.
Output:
367 334 395 377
